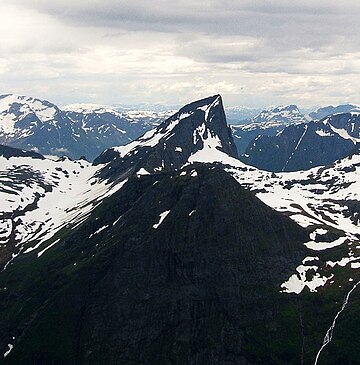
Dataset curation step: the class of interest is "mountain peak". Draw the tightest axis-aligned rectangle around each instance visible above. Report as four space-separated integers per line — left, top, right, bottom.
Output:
274 104 299 112
94 95 238 179
245 104 308 127
0 94 60 126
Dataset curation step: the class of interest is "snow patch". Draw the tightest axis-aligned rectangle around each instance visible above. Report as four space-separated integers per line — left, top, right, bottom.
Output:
137 168 150 176
315 129 333 137
89 225 109 238
37 239 60 257
3 344 13 358
281 264 333 294
153 210 171 229
305 236 347 251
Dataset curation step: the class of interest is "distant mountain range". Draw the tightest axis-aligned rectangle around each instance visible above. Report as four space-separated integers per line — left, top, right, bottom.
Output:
231 104 308 153
0 95 359 363
241 111 360 171
224 106 262 124
0 94 172 161
309 103 360 121
1 93 359 172
0 94 261 160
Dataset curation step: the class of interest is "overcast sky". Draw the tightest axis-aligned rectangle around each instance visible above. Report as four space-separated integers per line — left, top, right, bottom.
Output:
1 0 360 108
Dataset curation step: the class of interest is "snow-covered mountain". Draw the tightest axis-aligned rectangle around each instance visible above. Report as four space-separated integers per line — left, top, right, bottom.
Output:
309 103 360 121
231 104 308 153
0 94 86 157
241 111 360 172
0 95 359 364
0 94 172 161
224 105 261 124
248 104 308 125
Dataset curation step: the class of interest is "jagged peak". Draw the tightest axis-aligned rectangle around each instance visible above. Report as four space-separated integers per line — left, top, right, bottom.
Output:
108 94 231 158
93 95 238 176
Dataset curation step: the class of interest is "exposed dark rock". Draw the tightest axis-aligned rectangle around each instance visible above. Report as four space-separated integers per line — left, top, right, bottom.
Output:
0 144 44 160
94 95 238 181
240 115 359 172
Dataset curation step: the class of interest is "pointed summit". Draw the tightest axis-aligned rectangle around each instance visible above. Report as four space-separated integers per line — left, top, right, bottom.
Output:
94 95 238 179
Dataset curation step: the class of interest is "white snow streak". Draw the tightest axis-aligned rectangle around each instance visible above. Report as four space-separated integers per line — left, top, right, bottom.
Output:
153 210 171 229
37 239 60 258
314 281 360 365
3 344 13 358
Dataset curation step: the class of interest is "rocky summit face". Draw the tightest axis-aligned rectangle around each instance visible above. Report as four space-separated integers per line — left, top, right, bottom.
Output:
231 104 308 154
0 95 360 365
241 112 360 172
94 94 238 180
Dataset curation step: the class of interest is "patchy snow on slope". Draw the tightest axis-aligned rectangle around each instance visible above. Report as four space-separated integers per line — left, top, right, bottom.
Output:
328 124 360 144
37 239 60 258
326 256 360 268
305 236 348 251
302 256 320 264
228 152 360 238
309 229 328 240
153 210 171 229
225 150 360 293
112 116 181 158
281 264 333 294
315 129 333 137
0 155 129 265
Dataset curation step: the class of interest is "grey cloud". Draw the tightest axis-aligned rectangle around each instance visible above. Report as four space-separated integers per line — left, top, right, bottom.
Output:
10 0 360 58
2 0 360 107
0 42 87 56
